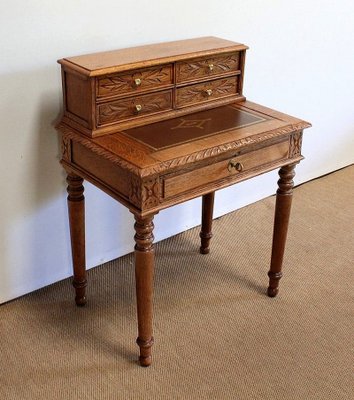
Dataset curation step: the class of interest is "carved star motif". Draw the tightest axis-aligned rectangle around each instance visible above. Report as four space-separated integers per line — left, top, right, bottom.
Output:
289 132 303 157
142 180 159 208
61 137 71 162
171 118 211 130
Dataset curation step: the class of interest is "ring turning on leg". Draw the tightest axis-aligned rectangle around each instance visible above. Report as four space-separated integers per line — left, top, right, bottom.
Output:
267 164 296 297
134 214 155 366
67 173 87 306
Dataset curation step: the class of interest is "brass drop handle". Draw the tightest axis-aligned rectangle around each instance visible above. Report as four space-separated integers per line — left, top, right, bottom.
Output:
135 104 142 113
134 78 142 87
205 89 213 97
228 159 243 173
208 63 214 71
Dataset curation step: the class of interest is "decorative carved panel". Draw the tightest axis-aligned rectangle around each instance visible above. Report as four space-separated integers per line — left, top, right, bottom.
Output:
97 65 173 98
176 52 240 82
289 131 303 157
98 90 172 126
61 136 71 162
129 175 142 207
142 179 160 208
129 176 160 209
176 77 238 107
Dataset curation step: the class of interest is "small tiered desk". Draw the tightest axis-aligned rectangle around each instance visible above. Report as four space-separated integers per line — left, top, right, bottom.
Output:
56 37 311 366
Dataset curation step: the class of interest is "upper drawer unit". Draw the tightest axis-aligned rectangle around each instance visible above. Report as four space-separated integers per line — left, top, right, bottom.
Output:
176 52 240 83
58 37 248 137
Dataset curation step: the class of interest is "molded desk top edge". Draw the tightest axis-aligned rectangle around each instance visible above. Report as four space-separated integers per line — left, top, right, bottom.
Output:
58 101 311 178
58 37 248 76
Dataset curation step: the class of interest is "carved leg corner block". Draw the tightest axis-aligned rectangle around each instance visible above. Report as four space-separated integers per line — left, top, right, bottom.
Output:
267 164 296 297
200 192 215 254
66 173 87 306
134 214 155 366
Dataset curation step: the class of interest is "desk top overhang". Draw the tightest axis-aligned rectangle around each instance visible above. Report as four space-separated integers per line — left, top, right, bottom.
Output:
58 100 311 216
58 101 310 178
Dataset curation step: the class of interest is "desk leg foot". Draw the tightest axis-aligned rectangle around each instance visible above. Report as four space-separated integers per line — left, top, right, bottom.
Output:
267 164 296 297
134 215 155 367
67 174 87 306
136 337 154 367
200 192 215 254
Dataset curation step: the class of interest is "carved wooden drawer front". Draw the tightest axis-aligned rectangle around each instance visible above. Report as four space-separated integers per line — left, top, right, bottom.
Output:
97 90 173 126
97 65 173 99
176 52 240 83
163 141 289 198
176 76 238 108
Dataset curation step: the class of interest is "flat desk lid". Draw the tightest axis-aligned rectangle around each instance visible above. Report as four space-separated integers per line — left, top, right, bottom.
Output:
121 105 267 150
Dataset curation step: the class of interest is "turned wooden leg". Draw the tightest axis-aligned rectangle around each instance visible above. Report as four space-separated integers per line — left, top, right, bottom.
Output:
134 214 155 367
67 173 87 306
200 192 215 254
267 164 296 297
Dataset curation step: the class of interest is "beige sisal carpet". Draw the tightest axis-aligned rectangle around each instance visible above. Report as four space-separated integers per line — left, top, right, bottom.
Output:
1 166 353 400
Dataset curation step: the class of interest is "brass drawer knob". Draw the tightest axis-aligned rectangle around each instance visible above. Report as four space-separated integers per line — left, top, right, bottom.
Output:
205 89 213 97
135 104 143 113
208 63 214 71
134 78 142 87
228 160 243 173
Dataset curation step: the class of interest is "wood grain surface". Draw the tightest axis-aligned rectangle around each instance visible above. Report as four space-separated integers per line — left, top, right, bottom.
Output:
56 38 311 367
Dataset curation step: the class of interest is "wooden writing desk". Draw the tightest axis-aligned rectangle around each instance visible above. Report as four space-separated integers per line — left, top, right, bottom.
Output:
56 37 311 366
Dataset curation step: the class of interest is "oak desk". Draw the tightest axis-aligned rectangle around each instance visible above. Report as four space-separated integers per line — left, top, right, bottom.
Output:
56 37 311 366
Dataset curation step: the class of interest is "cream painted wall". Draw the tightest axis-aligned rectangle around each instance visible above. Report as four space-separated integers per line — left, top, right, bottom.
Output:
1 1 353 303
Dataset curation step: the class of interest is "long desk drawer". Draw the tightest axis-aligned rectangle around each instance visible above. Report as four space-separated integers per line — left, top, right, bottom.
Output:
163 141 289 198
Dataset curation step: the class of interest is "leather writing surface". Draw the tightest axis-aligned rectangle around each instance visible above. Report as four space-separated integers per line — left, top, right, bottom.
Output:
122 105 266 150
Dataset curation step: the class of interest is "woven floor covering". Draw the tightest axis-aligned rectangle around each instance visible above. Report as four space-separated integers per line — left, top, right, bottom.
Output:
1 166 353 400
